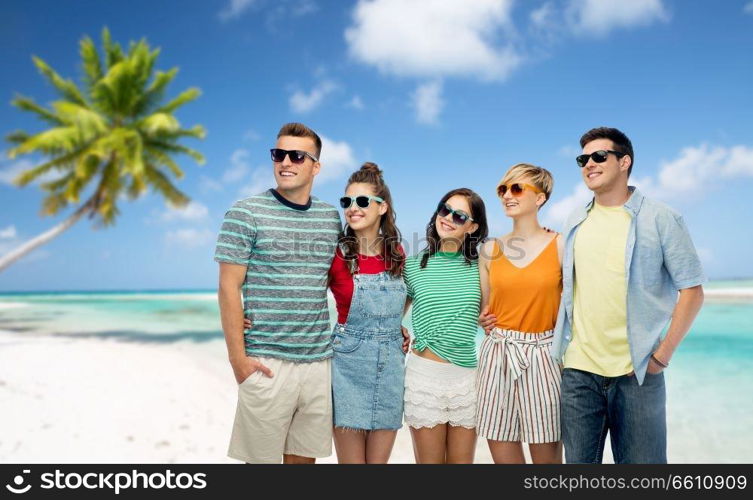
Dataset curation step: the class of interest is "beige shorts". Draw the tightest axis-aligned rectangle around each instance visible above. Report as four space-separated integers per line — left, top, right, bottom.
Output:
228 356 332 463
476 329 561 444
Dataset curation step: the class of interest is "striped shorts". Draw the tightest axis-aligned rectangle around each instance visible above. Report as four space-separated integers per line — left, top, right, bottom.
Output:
476 328 561 444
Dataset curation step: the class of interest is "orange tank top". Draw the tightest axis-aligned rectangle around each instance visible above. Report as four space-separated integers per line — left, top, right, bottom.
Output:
488 236 562 333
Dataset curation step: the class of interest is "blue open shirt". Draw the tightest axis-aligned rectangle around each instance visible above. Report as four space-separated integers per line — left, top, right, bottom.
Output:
551 187 706 385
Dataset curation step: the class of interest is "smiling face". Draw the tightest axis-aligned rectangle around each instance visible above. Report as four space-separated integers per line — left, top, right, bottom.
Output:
580 138 630 194
343 182 387 233
499 175 546 219
273 135 321 193
435 194 479 243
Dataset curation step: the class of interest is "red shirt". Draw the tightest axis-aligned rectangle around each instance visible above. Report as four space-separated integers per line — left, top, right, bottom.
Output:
328 247 403 324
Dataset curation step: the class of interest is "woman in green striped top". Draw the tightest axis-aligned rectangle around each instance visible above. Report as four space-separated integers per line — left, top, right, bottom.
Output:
402 187 488 463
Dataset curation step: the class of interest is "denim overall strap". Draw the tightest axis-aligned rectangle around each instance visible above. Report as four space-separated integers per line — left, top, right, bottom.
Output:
341 271 407 338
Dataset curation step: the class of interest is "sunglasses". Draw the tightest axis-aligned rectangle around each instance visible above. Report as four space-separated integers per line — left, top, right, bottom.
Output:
497 182 543 197
340 195 384 209
436 202 473 226
270 148 319 164
576 150 626 168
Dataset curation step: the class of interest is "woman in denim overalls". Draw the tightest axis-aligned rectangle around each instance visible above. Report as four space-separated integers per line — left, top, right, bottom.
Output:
329 163 408 463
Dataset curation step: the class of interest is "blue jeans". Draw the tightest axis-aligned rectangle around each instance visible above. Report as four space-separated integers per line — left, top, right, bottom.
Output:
561 368 667 464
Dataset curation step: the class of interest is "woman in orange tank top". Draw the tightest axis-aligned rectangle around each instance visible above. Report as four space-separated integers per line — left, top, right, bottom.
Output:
476 163 564 464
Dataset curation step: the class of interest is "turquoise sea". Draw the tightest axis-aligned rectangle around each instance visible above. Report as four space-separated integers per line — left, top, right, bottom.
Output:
1 284 752 462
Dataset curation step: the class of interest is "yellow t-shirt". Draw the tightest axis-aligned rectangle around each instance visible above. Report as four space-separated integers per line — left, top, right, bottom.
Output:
564 202 633 376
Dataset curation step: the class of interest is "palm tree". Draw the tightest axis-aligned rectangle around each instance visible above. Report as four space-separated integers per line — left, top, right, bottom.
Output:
0 28 205 272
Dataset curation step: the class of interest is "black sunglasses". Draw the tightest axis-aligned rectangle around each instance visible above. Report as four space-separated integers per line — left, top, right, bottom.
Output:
436 202 473 226
270 148 319 164
576 150 626 168
339 195 384 209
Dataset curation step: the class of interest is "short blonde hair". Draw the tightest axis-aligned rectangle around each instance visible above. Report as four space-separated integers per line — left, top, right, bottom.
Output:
497 163 554 208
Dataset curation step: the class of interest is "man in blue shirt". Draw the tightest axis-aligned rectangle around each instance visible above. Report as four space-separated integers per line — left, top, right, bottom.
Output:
551 127 705 463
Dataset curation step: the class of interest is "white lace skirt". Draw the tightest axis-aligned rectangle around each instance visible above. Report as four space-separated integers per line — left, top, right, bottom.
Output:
403 353 477 429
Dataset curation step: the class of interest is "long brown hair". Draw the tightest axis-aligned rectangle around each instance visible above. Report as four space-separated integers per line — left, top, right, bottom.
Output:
340 162 404 277
420 188 488 268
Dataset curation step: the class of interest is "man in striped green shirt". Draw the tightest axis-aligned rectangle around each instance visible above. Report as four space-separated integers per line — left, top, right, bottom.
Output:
215 123 341 464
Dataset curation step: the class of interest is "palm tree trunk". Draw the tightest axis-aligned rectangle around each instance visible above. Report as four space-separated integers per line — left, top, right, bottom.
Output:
0 201 93 273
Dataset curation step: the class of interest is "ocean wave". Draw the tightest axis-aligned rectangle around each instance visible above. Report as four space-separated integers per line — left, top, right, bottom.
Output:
0 302 30 309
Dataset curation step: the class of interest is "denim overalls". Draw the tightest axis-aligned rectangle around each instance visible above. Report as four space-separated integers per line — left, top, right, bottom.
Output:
331 271 407 430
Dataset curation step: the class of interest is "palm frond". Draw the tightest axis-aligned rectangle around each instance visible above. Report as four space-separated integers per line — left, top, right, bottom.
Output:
39 172 74 193
9 126 82 157
133 68 177 116
145 140 205 165
157 125 207 141
143 164 189 207
102 27 124 69
140 112 180 136
6 130 31 145
41 191 69 216
52 101 107 138
157 87 201 114
79 35 103 90
145 145 184 179
12 147 86 186
90 156 123 225
11 95 65 126
126 174 147 200
32 56 88 106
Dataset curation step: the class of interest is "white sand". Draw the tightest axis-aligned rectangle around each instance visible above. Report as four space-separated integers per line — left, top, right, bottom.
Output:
704 288 753 300
6 330 743 464
0 331 494 463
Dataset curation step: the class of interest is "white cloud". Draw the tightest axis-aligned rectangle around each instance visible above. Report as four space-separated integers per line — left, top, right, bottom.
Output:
239 166 276 198
199 175 224 193
348 95 365 110
243 129 261 142
345 0 521 82
412 81 444 125
317 135 358 183
543 183 592 229
218 0 257 21
557 145 580 158
222 149 251 183
165 228 215 248
531 2 556 28
543 143 753 228
0 225 17 239
1 158 79 187
289 80 338 113
266 0 319 28
291 0 317 16
567 0 669 36
655 144 753 197
161 201 209 222
722 145 753 177
745 2 753 14
0 159 35 185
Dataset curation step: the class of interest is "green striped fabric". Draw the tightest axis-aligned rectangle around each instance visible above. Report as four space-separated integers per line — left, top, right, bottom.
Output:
214 190 342 362
403 251 481 368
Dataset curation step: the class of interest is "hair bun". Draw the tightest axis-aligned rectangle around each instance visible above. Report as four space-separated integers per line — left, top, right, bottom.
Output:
360 162 382 175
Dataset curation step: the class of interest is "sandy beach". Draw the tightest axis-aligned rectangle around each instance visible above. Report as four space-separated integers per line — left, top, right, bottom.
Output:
2 286 752 463
0 331 496 463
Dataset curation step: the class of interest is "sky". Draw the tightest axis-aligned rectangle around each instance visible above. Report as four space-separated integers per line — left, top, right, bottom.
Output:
1 0 752 291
